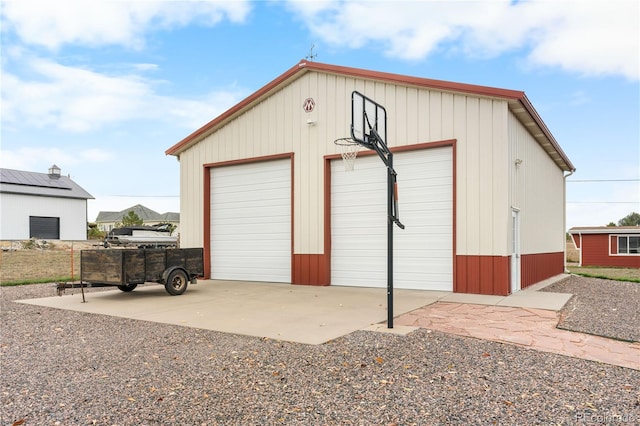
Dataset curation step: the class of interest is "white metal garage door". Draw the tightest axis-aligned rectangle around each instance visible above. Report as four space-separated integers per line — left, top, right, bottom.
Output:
331 147 453 291
210 159 291 282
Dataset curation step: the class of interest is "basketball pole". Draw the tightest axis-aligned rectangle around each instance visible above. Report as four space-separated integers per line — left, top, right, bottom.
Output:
387 153 395 328
368 128 404 329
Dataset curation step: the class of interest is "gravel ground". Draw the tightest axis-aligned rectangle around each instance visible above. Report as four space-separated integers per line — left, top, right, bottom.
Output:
542 275 640 343
1 281 639 426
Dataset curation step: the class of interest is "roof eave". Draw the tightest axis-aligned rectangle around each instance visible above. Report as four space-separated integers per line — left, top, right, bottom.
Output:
512 95 576 172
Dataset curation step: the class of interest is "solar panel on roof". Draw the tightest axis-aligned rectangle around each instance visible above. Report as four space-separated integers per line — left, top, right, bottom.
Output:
0 169 72 189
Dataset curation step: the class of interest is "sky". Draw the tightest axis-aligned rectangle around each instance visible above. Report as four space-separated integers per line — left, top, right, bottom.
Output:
1 0 638 230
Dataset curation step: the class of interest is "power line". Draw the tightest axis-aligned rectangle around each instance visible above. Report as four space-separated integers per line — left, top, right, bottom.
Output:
567 201 640 204
567 179 639 182
104 195 179 197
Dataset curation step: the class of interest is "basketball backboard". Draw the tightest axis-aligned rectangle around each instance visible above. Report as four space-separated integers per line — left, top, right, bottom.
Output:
351 91 387 149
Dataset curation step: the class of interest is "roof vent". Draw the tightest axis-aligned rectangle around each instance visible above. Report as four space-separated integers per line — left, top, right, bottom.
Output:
48 164 61 180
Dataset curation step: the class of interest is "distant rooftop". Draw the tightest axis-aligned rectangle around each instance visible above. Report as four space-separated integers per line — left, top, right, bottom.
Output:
96 204 179 223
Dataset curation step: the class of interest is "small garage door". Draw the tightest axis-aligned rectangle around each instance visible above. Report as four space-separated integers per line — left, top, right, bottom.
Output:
331 147 453 291
210 159 291 282
29 216 60 239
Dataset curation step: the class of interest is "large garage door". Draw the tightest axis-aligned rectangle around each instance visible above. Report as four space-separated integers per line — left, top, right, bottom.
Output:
331 147 453 291
211 159 291 282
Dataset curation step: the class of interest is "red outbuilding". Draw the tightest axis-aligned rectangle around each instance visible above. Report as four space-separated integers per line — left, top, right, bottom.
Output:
569 226 640 268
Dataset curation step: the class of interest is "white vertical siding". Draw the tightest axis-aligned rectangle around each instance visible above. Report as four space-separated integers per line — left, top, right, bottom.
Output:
0 193 87 240
508 112 565 254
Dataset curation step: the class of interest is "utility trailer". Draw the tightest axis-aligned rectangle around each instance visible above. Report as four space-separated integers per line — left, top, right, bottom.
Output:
80 248 204 295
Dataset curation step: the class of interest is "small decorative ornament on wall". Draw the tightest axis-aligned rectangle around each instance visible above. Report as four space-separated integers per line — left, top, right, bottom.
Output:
303 98 315 113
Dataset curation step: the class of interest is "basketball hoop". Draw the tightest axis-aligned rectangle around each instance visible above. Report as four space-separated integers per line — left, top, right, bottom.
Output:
334 137 362 171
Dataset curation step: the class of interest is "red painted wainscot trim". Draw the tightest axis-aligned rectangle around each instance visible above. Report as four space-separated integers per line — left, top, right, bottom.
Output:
455 255 510 296
203 153 295 281
292 255 330 286
520 252 565 289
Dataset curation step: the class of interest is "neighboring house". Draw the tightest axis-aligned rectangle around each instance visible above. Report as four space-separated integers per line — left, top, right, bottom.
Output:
95 204 180 236
569 226 640 268
0 165 93 240
165 60 575 296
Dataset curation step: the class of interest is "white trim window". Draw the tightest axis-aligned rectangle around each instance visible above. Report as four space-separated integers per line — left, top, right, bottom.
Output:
618 235 640 255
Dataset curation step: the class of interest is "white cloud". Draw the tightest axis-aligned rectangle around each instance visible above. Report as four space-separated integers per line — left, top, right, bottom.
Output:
525 1 639 80
1 0 251 50
0 146 114 172
1 57 248 132
287 0 639 80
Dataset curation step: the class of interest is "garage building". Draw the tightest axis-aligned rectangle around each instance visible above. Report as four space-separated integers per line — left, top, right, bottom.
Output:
1 165 93 241
166 60 575 296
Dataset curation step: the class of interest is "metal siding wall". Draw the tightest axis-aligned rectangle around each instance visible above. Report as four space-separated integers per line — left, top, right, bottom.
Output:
520 252 564 288
0 193 86 240
508 112 564 254
179 149 203 248
453 98 509 256
0 193 29 239
492 102 510 253
581 234 640 268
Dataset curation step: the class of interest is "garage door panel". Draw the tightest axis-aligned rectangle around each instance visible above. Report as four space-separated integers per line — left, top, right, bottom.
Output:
331 147 453 291
213 210 290 222
211 159 291 283
213 190 289 205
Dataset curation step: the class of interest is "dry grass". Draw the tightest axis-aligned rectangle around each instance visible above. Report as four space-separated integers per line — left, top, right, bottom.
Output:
0 241 97 284
566 265 640 282
564 241 639 282
565 241 579 263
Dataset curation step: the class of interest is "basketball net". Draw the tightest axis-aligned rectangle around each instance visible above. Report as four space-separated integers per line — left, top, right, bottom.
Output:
334 137 362 171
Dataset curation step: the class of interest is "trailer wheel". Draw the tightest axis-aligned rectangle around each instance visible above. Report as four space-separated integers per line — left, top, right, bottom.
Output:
117 283 138 292
165 269 188 295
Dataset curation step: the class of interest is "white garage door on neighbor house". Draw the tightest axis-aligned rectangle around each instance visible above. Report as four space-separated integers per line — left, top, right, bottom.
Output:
331 147 453 291
210 158 291 283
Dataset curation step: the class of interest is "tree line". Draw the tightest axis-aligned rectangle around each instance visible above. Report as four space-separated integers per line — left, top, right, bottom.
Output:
608 212 640 227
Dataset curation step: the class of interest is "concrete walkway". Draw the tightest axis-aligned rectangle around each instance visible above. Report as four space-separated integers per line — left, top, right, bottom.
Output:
393 302 639 370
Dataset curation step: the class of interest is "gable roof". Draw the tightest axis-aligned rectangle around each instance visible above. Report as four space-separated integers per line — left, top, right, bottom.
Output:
95 204 179 223
166 59 575 172
0 168 93 200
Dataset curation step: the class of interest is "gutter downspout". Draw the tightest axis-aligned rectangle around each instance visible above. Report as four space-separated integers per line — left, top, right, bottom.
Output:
578 232 582 267
563 170 575 272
